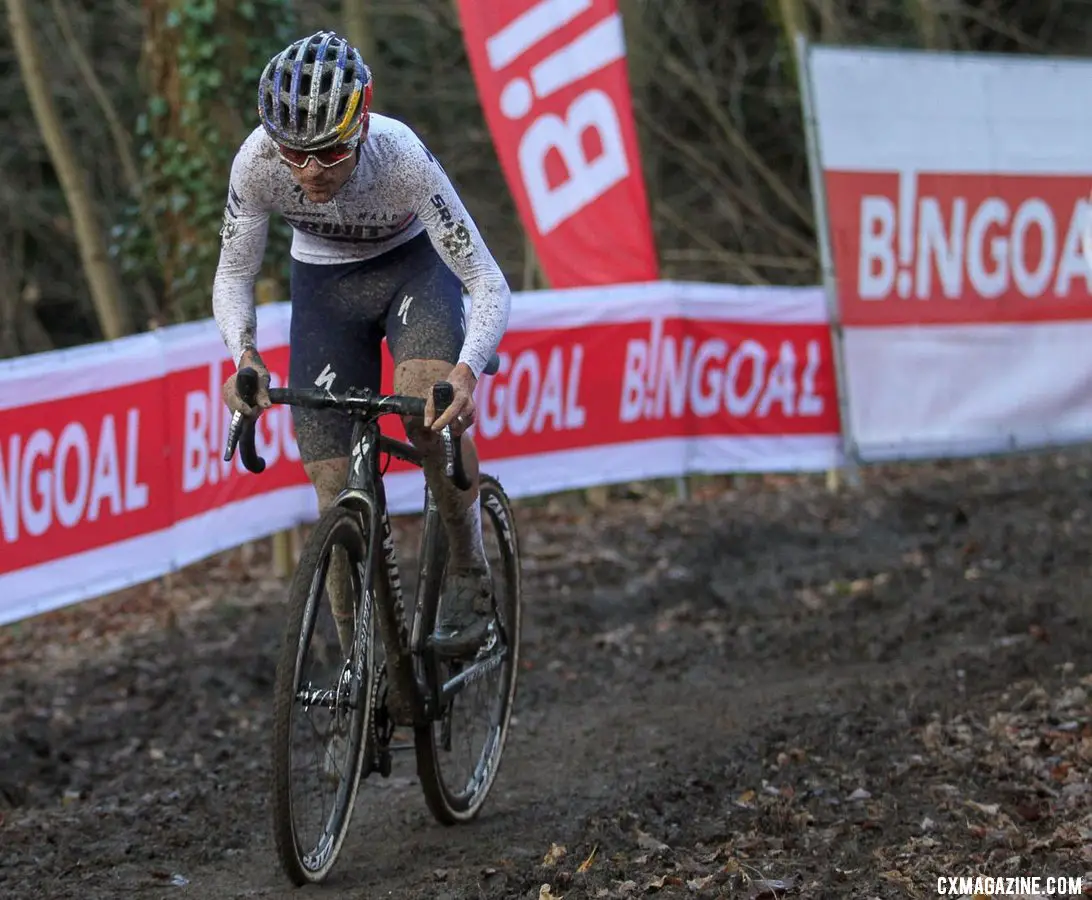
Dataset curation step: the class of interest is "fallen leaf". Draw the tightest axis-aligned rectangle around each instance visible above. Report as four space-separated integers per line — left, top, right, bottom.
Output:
921 720 944 750
1058 686 1088 708
577 845 597 873
1013 802 1046 822
881 870 915 891
796 588 824 610
643 874 683 891
735 789 756 808
965 799 1000 817
687 873 717 890
539 885 563 900
847 787 871 801
542 843 567 866
1028 624 1050 643
635 830 670 852
751 877 796 898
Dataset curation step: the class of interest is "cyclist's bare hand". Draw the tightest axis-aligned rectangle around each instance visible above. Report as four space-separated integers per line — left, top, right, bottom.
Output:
221 349 272 417
425 363 477 433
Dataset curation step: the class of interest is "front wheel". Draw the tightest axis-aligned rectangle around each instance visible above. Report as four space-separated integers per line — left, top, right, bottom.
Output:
415 474 522 824
270 505 376 885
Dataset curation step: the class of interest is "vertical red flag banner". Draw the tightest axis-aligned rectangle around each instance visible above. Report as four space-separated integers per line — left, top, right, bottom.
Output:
454 0 660 288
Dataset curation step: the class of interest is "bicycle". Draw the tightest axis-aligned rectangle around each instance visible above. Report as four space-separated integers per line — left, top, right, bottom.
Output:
222 360 521 886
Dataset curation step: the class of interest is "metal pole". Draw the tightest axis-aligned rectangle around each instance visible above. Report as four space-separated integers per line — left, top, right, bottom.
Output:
794 33 862 490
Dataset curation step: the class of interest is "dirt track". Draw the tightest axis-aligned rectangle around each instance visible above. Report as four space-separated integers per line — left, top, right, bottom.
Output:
2 452 1091 900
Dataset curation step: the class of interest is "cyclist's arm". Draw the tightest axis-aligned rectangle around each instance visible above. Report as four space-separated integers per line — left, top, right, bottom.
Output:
212 137 273 365
408 139 511 379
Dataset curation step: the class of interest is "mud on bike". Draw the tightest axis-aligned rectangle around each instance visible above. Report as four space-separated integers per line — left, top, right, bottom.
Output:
222 360 521 886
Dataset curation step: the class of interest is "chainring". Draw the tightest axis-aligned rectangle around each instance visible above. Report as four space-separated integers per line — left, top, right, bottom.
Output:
369 661 395 775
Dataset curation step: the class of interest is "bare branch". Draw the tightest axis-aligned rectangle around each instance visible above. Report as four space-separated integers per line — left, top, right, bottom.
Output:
48 0 142 195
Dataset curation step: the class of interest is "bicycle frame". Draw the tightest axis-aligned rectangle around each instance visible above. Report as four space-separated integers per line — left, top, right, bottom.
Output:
223 365 508 728
327 414 445 728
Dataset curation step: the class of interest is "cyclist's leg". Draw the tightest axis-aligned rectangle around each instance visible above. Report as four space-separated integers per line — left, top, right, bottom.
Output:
289 257 384 653
384 240 492 656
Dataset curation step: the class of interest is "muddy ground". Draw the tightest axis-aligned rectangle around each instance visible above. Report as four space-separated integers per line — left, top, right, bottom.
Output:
2 452 1092 900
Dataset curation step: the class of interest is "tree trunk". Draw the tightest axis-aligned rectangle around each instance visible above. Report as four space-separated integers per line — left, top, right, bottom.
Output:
910 0 947 49
6 0 133 340
343 0 377 71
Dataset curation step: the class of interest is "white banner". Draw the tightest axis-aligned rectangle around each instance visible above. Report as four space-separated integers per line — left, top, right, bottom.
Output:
800 42 1092 461
0 282 842 626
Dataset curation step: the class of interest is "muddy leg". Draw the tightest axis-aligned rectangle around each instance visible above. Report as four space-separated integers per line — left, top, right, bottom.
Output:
393 360 487 571
305 458 355 657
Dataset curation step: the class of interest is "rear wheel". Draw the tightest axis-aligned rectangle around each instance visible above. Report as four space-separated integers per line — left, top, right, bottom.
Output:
415 474 522 824
271 505 376 884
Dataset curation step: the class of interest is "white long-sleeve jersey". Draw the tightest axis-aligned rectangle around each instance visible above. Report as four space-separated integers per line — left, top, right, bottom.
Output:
211 114 511 377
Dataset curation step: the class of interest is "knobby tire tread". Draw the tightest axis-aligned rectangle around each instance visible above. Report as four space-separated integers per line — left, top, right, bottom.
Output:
271 505 373 885
415 474 523 825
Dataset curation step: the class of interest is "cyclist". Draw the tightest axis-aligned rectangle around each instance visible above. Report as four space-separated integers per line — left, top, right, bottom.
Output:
212 30 511 659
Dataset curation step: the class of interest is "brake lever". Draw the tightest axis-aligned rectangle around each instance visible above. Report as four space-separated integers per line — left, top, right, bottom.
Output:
223 366 260 462
222 367 266 473
431 381 471 490
440 424 456 479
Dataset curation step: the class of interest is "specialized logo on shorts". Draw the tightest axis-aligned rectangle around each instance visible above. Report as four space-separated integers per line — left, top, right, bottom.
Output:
397 294 413 326
314 363 337 391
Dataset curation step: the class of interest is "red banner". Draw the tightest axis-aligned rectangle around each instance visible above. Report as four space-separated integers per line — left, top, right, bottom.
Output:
824 171 1092 327
0 284 840 625
454 0 659 288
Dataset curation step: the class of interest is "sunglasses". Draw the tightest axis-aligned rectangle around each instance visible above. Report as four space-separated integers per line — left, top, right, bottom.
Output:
276 142 356 168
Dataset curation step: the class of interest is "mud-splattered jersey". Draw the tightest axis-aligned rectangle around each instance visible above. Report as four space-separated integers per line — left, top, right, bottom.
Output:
211 114 510 377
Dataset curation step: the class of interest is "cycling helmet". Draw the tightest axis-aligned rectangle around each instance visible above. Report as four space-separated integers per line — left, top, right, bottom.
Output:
258 31 373 151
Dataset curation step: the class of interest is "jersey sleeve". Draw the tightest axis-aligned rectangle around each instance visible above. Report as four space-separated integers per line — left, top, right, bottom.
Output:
401 133 512 379
212 132 273 365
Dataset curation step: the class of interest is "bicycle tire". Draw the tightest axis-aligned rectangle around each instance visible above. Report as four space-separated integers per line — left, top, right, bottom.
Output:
415 473 522 825
271 505 376 885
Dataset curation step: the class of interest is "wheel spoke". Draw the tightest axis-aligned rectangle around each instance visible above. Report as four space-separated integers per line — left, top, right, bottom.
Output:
271 507 376 886
415 476 522 824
